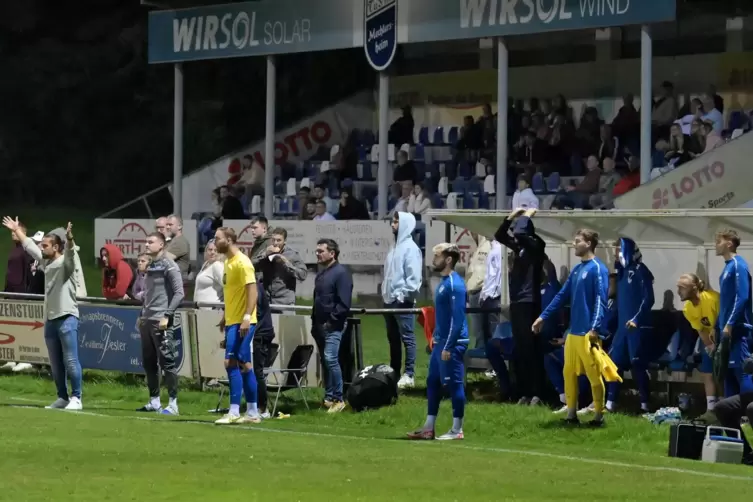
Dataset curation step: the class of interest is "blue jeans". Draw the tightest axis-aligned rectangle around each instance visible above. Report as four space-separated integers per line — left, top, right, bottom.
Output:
383 301 417 376
44 315 82 400
314 327 344 402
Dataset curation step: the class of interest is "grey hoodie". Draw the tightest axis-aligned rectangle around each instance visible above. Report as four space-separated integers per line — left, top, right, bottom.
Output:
248 233 273 282
381 212 422 304
141 254 185 320
22 237 79 320
264 245 307 305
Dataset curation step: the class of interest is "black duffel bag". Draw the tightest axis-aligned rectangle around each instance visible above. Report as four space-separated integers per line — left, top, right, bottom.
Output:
346 364 399 412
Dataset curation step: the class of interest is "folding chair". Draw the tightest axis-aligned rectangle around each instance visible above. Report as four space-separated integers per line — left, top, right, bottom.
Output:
264 344 315 416
213 343 280 413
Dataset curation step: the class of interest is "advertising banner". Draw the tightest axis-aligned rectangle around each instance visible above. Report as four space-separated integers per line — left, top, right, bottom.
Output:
222 219 393 266
364 0 398 71
0 301 47 365
93 219 198 261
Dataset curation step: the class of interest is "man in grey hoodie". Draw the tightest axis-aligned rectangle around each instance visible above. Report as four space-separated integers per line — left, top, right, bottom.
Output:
264 227 307 305
381 212 423 390
2 217 83 410
137 231 185 415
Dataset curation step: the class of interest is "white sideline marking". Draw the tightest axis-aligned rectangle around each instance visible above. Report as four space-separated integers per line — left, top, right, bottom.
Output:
6 397 753 482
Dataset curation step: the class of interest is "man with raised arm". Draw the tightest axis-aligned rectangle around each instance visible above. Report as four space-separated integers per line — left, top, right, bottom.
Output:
2 217 83 410
532 229 609 426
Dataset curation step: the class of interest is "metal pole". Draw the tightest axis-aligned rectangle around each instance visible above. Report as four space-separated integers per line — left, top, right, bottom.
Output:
640 25 652 185
264 55 276 219
496 38 509 210
173 63 184 216
377 71 389 219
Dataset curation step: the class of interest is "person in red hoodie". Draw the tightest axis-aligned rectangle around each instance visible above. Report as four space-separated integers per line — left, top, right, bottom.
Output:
100 244 134 300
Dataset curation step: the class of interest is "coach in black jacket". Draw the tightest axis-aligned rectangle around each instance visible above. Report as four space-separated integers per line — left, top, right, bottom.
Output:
254 280 275 417
495 208 547 404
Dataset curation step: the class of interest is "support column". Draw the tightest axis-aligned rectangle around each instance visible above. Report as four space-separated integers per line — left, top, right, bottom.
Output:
264 56 276 219
496 38 508 208
640 25 652 184
173 63 183 216
377 72 389 219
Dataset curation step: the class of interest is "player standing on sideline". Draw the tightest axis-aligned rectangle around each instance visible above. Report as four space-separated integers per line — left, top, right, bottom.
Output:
408 243 468 441
606 237 655 413
137 231 185 415
213 227 261 425
533 229 609 426
2 218 83 410
714 229 753 397
677 273 720 414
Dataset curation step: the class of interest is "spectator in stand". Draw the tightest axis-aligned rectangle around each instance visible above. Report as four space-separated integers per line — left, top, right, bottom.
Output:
264 227 307 306
512 174 539 210
664 124 693 167
393 150 418 184
4 221 31 294
548 115 570 172
465 233 490 349
337 187 370 220
389 106 415 146
708 84 724 114
701 94 723 134
165 215 191 280
576 107 603 158
388 182 412 218
313 200 336 221
611 94 640 143
532 126 551 165
247 216 273 282
589 158 621 209
652 81 679 140
407 183 432 216
219 185 246 220
193 239 224 306
131 253 150 303
301 198 317 220
551 94 573 123
677 98 704 135
297 186 311 215
155 217 168 237
382 212 422 389
688 118 706 156
100 244 134 300
552 155 601 209
597 124 620 164
456 115 483 153
612 155 641 197
702 120 724 153
313 185 336 215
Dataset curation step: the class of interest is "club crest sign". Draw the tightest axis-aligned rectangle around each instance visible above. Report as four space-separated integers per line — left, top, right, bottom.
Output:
364 0 397 71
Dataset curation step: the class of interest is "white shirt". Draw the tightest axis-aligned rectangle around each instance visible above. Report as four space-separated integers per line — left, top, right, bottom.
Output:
193 260 224 306
511 188 539 210
703 108 724 134
314 212 336 221
407 193 431 215
480 240 502 302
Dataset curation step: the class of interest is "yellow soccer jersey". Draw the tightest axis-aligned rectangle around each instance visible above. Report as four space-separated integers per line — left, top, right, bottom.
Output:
223 252 257 325
683 289 720 334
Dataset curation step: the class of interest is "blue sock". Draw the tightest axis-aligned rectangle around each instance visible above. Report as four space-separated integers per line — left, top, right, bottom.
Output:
450 382 465 419
227 366 243 411
427 377 441 417
242 369 258 413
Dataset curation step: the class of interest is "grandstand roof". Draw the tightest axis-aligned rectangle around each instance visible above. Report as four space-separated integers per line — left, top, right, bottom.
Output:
426 209 753 246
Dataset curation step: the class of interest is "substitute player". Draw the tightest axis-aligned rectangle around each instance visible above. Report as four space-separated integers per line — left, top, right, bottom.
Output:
677 273 719 413
532 229 609 426
408 243 469 440
714 229 753 397
213 227 261 425
606 237 655 413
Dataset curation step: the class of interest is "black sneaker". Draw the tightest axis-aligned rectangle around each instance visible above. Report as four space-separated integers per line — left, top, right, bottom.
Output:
136 403 161 412
562 417 580 426
587 418 605 428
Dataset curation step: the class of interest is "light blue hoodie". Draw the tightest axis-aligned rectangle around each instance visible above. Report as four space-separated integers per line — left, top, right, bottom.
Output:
381 212 423 304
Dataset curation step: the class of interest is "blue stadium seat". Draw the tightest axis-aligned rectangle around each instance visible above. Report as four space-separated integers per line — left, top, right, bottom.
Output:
728 110 745 131
362 162 374 180
532 172 545 193
447 126 460 145
357 145 368 162
418 127 429 145
458 162 472 179
462 194 476 209
546 172 561 193
415 162 426 180
278 197 290 213
431 193 443 208
451 178 467 193
466 178 482 194
432 127 444 145
478 192 490 209
445 161 458 180
414 143 425 162
363 130 376 146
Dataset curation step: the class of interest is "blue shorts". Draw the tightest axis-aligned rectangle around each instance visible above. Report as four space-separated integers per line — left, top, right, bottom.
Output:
609 327 651 369
698 349 713 374
428 343 467 386
224 324 256 363
724 366 753 398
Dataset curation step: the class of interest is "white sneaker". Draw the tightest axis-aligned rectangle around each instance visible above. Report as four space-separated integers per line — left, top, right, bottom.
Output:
436 430 464 441
12 363 33 372
0 362 16 370
484 370 497 379
552 404 569 414
214 413 242 425
45 398 69 409
238 414 262 424
577 403 595 415
397 374 415 389
64 397 82 411
260 411 271 420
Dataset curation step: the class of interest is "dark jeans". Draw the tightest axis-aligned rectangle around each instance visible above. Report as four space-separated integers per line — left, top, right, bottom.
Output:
139 318 179 400
253 337 271 411
383 301 417 377
312 324 344 402
714 392 753 462
510 302 547 399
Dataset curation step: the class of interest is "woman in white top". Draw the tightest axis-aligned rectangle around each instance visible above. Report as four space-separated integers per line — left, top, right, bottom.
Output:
407 183 432 215
193 239 224 307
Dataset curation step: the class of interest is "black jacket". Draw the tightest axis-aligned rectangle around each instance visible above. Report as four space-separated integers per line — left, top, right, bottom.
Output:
255 280 274 341
495 216 546 305
312 262 353 331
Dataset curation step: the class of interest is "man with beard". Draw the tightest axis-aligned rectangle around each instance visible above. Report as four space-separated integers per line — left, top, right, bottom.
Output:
164 215 191 280
533 229 609 426
407 243 468 441
247 216 273 283
213 227 261 425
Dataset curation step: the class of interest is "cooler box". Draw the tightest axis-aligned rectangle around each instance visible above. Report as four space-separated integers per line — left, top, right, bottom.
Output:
668 422 707 460
701 427 745 464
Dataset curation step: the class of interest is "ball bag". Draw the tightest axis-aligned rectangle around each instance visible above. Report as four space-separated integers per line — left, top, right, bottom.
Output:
346 364 398 412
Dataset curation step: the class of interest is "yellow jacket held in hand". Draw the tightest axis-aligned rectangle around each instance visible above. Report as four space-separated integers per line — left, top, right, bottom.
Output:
590 344 623 383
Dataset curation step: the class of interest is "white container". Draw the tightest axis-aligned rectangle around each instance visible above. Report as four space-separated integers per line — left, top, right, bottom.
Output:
701 426 745 464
